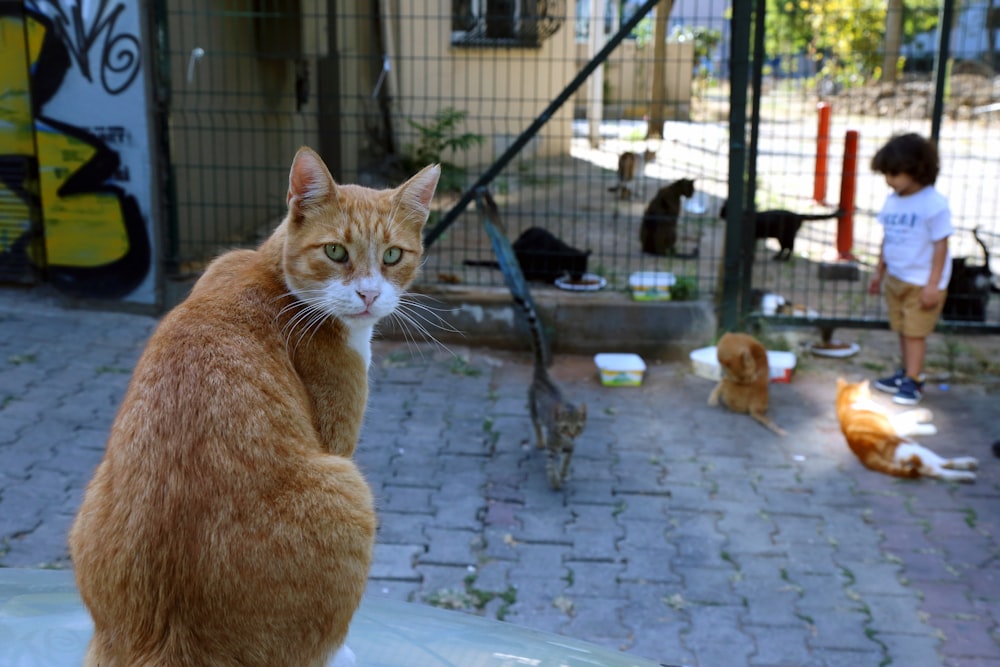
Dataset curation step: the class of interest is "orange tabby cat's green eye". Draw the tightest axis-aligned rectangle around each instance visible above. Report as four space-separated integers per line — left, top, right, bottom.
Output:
383 247 403 265
324 244 348 263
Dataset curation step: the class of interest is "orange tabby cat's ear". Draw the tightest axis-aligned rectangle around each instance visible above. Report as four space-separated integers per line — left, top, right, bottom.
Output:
393 164 441 223
287 147 334 214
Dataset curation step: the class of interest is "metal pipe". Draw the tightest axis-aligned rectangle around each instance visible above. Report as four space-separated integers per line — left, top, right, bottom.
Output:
930 0 955 140
719 0 753 333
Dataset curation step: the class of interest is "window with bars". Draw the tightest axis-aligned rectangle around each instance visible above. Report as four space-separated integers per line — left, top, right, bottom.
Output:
451 0 564 48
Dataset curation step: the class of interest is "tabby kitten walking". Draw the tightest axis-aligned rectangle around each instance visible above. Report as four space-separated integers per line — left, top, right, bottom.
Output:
522 294 587 490
69 148 440 666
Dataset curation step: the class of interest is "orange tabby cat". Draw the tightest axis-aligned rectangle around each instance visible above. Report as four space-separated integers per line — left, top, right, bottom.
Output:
835 378 977 482
69 147 440 667
609 148 657 200
707 332 786 436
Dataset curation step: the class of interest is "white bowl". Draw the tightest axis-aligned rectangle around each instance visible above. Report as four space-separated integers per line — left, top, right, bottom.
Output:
689 346 797 383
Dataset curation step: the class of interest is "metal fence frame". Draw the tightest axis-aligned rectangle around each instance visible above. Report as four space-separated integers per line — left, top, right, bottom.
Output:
149 0 1000 334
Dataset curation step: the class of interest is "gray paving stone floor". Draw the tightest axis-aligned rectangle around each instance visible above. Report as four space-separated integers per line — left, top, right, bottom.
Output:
1 285 998 667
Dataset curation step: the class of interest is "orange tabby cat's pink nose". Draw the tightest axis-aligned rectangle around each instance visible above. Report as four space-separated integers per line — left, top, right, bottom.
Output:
357 290 379 308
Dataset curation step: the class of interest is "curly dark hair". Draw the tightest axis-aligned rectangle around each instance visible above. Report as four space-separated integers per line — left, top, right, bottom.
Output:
870 133 939 185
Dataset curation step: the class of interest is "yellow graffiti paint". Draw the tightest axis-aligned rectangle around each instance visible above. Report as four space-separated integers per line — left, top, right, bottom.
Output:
9 11 130 269
0 13 39 257
25 14 45 65
36 129 129 266
0 16 36 156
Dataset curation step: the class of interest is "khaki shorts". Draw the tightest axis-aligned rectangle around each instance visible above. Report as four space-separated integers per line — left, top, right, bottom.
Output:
884 274 945 338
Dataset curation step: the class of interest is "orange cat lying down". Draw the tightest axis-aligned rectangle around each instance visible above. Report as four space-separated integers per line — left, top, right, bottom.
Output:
835 378 977 482
69 148 440 667
708 332 786 436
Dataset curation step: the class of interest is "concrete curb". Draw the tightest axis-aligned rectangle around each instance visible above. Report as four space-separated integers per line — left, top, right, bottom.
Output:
380 285 718 360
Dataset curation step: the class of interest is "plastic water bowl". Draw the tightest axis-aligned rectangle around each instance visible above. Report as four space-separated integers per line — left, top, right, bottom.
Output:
689 346 797 383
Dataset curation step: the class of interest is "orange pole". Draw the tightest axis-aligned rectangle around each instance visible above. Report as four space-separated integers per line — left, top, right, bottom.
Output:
814 102 831 204
837 130 859 260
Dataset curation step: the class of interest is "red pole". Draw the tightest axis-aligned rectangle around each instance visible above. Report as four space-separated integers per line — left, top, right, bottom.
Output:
837 130 859 260
814 102 831 204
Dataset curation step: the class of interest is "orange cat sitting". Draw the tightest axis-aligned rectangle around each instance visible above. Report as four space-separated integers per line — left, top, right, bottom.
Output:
708 332 786 436
835 378 977 482
69 148 440 666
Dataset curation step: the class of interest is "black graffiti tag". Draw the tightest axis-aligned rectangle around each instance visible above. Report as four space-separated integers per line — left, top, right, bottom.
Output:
35 0 141 95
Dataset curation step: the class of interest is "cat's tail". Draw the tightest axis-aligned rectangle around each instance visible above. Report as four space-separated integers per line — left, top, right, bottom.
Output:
514 290 550 371
751 410 786 436
973 226 990 264
474 188 550 371
462 259 501 270
971 227 1000 293
798 209 845 221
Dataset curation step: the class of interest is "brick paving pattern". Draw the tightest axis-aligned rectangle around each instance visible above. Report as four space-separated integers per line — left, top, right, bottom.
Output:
1 286 997 667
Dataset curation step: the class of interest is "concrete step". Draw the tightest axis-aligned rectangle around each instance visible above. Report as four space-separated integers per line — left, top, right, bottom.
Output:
379 285 717 361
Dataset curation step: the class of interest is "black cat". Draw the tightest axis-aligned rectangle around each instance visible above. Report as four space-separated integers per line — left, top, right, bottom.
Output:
465 226 591 283
943 227 998 322
720 201 843 261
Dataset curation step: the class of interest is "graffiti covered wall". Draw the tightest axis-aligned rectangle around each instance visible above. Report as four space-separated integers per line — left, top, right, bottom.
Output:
1 0 157 304
0 1 44 284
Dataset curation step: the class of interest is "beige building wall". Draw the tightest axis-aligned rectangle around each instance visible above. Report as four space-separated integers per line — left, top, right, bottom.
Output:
574 40 695 120
167 2 323 268
374 1 577 169
165 2 693 266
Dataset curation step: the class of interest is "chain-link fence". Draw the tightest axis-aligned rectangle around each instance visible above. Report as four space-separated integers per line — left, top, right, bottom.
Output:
156 0 1000 329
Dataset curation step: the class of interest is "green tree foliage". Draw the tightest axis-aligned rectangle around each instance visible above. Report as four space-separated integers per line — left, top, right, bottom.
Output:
670 25 723 66
764 0 943 84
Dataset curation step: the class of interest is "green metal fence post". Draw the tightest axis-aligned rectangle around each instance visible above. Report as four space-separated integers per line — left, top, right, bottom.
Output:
929 0 955 141
721 0 753 333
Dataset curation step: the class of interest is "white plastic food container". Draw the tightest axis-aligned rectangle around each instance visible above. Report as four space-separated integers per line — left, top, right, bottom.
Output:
688 346 797 383
594 353 647 387
628 272 676 301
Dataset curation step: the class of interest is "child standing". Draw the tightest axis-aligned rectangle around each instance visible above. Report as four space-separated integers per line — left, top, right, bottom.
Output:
867 133 952 405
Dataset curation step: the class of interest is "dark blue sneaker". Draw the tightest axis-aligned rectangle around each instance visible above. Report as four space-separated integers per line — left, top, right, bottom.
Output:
893 376 924 405
874 369 905 394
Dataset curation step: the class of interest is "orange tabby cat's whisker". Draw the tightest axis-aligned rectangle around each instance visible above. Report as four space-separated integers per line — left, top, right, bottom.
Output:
279 294 332 355
383 312 427 359
386 307 454 356
398 295 463 333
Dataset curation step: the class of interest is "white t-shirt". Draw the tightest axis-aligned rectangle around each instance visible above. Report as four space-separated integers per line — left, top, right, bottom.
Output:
877 186 952 289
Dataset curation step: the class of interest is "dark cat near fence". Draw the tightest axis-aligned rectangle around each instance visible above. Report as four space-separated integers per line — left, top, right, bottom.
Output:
640 178 696 256
465 226 591 283
720 200 843 261
943 227 998 322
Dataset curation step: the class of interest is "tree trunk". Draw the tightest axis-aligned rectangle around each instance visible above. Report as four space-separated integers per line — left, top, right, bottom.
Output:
882 0 904 82
647 0 675 139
